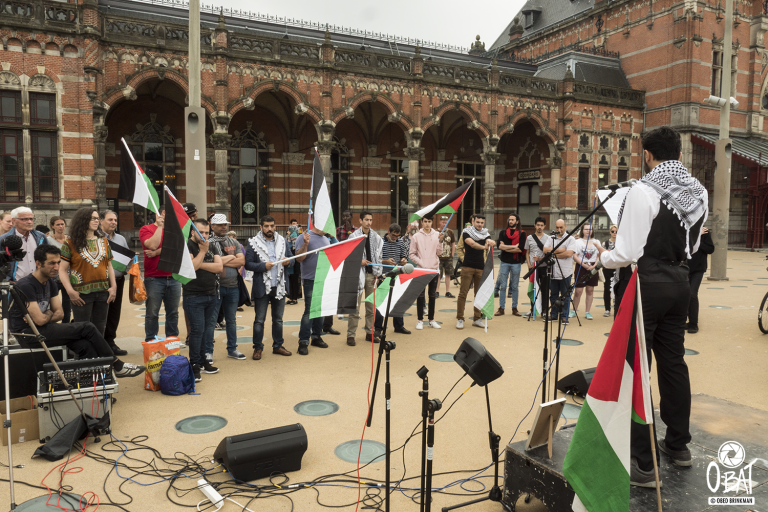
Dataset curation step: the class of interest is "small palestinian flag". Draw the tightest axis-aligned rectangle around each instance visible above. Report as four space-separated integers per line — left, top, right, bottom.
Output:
157 186 196 284
364 269 439 317
473 247 495 320
109 240 136 273
526 266 542 319
118 138 160 214
310 149 336 235
409 180 474 223
563 268 653 512
309 237 366 319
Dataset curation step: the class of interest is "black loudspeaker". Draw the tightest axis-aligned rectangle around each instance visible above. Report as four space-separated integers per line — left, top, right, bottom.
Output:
556 368 596 397
214 424 308 482
453 337 504 387
0 345 65 399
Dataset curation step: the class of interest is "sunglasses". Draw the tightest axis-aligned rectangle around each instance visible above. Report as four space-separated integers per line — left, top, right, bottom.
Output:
610 230 617 233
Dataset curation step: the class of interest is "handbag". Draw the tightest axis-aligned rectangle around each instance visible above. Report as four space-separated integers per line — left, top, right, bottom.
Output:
237 273 252 307
598 268 605 283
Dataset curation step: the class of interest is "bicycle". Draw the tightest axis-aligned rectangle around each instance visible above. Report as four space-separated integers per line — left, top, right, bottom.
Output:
759 255 768 333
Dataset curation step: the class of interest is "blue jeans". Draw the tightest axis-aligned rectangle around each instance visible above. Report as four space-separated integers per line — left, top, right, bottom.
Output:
549 276 572 320
219 286 239 353
144 276 181 341
253 289 286 350
299 279 322 344
497 263 521 309
183 294 219 367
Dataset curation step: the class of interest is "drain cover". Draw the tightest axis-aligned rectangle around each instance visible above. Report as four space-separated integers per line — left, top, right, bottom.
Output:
294 400 339 417
175 415 228 434
685 348 699 356
560 339 583 346
335 440 386 464
562 403 581 419
428 353 454 362
17 494 86 511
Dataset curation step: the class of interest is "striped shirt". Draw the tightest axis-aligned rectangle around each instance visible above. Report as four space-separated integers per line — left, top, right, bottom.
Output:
382 236 408 264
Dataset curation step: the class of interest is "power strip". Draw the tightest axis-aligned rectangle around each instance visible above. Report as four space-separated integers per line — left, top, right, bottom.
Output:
198 479 224 510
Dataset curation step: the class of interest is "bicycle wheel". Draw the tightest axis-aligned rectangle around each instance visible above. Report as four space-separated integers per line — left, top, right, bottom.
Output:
759 291 768 334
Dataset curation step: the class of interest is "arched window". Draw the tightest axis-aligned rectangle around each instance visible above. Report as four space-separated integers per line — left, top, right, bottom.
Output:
125 114 176 225
330 137 349 225
515 138 541 225
228 122 269 225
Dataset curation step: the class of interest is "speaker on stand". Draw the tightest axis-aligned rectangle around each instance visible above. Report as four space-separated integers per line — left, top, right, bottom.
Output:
555 367 596 397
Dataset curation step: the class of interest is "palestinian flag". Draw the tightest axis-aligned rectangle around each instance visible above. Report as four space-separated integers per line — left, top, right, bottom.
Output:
157 186 196 284
118 138 160 214
409 180 474 223
473 247 495 320
526 266 542 319
310 149 336 235
364 269 439 317
109 240 136 273
309 237 366 319
563 268 653 512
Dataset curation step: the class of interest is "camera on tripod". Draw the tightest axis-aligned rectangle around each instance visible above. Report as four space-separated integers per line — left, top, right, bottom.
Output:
0 234 27 278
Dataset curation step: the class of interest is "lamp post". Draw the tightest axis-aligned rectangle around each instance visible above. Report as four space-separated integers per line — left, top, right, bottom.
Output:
184 0 208 220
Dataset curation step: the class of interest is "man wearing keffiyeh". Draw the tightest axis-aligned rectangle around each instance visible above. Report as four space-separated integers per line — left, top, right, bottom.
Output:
596 126 708 487
456 215 496 329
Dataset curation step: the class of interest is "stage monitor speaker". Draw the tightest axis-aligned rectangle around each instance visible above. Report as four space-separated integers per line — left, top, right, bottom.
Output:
214 424 308 482
556 368 596 397
453 337 504 387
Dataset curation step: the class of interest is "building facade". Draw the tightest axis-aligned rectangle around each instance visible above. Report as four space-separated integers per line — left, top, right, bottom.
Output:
0 0 647 243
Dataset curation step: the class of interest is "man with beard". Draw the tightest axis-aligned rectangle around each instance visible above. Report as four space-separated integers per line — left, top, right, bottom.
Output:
494 213 527 317
209 214 246 360
347 212 383 345
245 215 294 360
456 215 495 329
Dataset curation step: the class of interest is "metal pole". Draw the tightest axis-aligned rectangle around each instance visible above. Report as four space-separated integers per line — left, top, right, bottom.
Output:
709 0 734 281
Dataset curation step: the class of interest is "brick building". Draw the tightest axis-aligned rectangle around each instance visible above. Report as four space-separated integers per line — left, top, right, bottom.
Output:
0 0 649 244
490 0 768 247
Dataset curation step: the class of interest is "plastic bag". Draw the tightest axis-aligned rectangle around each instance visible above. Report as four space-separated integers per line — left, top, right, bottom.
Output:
141 337 180 391
128 259 147 303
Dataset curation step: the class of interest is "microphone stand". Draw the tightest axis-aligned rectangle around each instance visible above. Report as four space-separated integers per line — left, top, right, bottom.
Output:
522 189 618 404
366 272 398 512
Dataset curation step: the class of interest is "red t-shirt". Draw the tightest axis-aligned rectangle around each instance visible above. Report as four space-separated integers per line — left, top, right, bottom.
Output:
139 224 171 277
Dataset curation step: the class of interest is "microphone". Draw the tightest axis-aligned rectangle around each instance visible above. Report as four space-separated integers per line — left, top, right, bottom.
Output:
384 263 414 278
600 179 637 191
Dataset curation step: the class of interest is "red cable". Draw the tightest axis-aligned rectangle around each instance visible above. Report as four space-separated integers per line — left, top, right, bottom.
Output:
355 283 378 511
40 434 100 511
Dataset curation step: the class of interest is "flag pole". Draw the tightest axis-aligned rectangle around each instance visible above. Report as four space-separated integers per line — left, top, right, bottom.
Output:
441 213 455 234
633 261 663 512
164 185 205 241
278 235 362 264
308 148 318 231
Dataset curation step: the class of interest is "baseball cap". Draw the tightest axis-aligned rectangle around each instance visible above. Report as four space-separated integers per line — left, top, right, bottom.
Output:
183 203 197 215
210 213 230 225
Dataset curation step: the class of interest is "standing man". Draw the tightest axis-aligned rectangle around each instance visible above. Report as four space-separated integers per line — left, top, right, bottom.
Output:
686 227 714 334
183 219 223 382
294 226 331 355
0 206 49 281
523 216 550 317
437 215 456 298
409 217 442 330
245 215 293 360
183 203 198 222
373 224 411 336
456 215 495 329
347 212 382 345
100 210 130 356
209 214 246 360
336 210 353 241
543 219 576 323
596 126 707 486
494 213 526 317
140 208 182 341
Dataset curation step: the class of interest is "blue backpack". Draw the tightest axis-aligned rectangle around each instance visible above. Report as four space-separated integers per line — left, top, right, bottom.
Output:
159 355 196 395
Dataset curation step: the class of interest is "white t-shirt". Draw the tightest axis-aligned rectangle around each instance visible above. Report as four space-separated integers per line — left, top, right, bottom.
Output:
575 238 601 266
545 235 577 280
525 233 551 266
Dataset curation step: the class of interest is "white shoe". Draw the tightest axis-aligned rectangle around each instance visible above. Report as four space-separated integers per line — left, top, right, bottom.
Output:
456 320 464 329
603 310 611 317
428 320 441 329
205 352 213 364
423 307 428 316
416 321 424 330
472 319 486 328
115 363 145 378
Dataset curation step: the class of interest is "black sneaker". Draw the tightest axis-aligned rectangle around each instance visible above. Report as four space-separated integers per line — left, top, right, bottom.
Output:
114 363 145 378
630 458 662 488
201 361 219 374
659 440 692 467
445 292 455 298
109 344 128 356
435 292 440 298
687 325 699 334
310 337 328 348
192 365 202 382
298 344 309 355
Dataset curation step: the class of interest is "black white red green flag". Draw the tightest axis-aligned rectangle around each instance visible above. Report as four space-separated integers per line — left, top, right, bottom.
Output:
563 268 653 512
309 237 366 319
157 186 196 284
409 180 474 223
108 240 136 273
310 150 336 235
364 268 439 317
117 138 160 214
473 247 496 323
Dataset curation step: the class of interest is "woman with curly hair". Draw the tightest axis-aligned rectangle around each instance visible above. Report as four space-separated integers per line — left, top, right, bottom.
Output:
59 207 117 336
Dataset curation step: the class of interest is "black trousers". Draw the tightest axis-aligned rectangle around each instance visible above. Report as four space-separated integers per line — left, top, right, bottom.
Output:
287 269 302 301
22 321 115 361
687 271 704 327
104 276 125 346
631 280 692 472
603 268 615 312
417 274 438 321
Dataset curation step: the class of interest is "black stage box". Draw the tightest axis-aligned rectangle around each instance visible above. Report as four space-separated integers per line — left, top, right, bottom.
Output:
0 344 66 399
556 367 595 397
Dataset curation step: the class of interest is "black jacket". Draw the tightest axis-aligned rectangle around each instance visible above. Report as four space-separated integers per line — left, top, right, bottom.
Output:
688 232 714 274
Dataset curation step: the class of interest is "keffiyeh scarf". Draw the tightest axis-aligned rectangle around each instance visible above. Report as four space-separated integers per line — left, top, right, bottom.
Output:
249 232 287 300
463 225 490 242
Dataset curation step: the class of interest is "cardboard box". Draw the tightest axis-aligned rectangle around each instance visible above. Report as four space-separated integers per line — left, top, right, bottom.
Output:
1 396 39 446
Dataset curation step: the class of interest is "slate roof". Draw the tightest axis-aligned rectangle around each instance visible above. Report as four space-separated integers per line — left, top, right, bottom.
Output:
489 0 595 51
534 52 629 88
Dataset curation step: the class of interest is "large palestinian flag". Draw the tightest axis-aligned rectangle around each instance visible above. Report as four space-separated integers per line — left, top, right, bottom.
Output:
108 240 136 273
118 138 160 214
309 237 366 319
563 268 653 512
157 187 196 284
310 149 336 235
364 269 439 317
473 247 495 320
409 180 474 223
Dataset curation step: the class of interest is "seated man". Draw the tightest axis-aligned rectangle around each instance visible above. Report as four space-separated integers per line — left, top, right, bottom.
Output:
10 245 144 378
